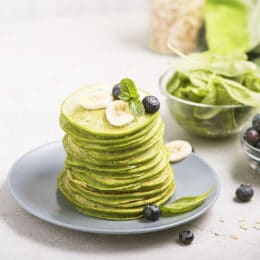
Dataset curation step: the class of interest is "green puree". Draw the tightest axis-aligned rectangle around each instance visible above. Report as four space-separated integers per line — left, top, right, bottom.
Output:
58 85 175 220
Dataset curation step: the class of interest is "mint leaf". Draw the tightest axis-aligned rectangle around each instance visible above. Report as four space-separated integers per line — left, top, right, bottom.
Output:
118 93 130 102
129 99 145 117
119 78 139 100
118 78 144 117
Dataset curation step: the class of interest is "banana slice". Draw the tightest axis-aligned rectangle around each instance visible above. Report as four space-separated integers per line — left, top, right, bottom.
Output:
106 100 134 127
80 89 113 110
166 140 192 163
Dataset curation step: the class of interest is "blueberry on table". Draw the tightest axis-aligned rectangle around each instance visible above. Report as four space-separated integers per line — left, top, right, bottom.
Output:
252 114 260 132
143 204 161 221
179 230 194 245
235 184 254 202
112 84 121 100
142 96 160 113
245 128 260 146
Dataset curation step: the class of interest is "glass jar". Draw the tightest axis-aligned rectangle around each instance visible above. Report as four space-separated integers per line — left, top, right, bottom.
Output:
150 0 205 54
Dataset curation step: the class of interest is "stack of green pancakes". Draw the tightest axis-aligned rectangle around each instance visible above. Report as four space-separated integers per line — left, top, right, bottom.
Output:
58 85 175 220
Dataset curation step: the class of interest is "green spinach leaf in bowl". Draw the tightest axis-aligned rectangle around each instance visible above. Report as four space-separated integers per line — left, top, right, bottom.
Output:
164 50 260 137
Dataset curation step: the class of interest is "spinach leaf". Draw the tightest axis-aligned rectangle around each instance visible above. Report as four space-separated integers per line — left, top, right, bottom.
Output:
217 76 260 106
160 187 214 216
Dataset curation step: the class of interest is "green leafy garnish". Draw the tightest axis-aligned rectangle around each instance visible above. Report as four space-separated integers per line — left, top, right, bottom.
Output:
119 78 145 117
160 187 214 216
166 47 260 136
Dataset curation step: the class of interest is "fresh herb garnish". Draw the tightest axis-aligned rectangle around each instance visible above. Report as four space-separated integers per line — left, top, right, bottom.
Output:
160 187 214 216
119 78 145 117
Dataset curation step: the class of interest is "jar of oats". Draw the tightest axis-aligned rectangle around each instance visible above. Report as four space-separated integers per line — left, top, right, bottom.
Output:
150 0 205 54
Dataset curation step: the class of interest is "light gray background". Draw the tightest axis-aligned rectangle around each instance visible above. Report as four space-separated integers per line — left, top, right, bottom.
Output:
1 1 260 260
0 0 148 21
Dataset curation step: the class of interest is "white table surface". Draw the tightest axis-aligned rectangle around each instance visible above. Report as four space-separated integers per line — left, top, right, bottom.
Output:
1 12 260 260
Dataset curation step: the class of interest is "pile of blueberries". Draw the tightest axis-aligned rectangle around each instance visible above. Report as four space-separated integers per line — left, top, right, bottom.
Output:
244 114 260 149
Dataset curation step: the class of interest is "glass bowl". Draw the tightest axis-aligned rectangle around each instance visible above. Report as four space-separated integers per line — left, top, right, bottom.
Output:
240 128 260 173
159 68 258 138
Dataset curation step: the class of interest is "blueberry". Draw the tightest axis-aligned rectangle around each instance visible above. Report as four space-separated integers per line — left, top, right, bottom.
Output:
143 204 161 221
255 141 260 150
112 84 121 100
235 184 254 202
142 96 160 113
245 128 260 146
179 230 194 245
252 114 260 132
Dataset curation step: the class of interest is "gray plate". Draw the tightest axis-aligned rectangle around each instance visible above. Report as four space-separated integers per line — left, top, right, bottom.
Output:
8 141 220 234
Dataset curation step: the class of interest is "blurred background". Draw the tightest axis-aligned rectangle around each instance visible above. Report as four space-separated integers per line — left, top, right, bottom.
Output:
1 0 259 145
0 0 149 21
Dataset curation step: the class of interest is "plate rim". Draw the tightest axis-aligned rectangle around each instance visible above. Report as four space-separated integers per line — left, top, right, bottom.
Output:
7 141 221 235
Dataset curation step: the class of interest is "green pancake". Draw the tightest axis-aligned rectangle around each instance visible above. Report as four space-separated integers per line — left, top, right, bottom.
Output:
65 150 170 183
64 145 168 176
64 145 168 175
58 167 175 220
63 137 164 167
61 84 159 137
58 84 175 220
67 164 172 191
60 113 160 145
69 118 164 152
62 168 174 208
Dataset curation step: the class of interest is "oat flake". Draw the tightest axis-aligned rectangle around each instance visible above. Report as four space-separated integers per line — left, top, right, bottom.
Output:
253 224 260 230
240 223 248 230
230 234 239 240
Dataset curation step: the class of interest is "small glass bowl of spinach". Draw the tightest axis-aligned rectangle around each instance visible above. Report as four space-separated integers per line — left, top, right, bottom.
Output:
159 51 260 138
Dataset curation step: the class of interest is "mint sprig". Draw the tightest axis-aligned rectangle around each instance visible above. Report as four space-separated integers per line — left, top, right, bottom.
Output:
118 78 145 117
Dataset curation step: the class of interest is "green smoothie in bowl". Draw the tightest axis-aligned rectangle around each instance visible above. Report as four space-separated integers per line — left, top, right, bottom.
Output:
57 78 175 220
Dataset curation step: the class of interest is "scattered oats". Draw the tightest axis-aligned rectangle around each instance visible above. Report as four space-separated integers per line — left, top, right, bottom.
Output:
256 220 260 224
219 219 224 223
230 234 239 240
253 224 260 230
238 218 246 222
240 223 248 230
213 231 221 236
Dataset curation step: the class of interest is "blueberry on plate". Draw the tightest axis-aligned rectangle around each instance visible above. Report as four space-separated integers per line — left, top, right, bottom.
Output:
142 96 160 113
255 141 260 150
112 84 121 100
245 128 260 146
143 204 161 221
252 114 260 132
235 184 254 202
179 230 194 245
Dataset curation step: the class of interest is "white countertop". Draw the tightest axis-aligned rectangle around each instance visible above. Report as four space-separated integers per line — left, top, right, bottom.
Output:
1 12 260 260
